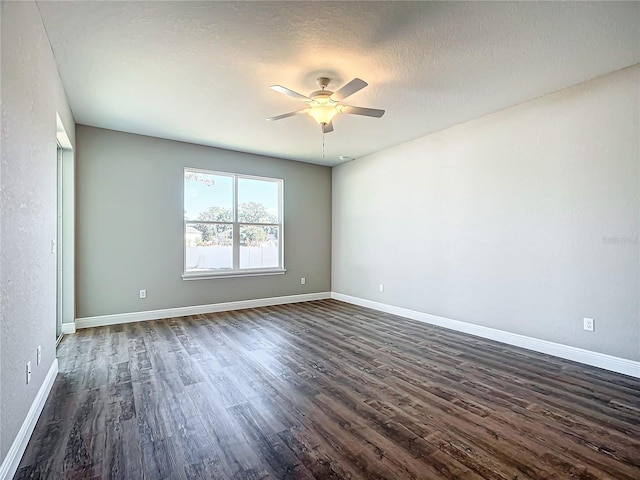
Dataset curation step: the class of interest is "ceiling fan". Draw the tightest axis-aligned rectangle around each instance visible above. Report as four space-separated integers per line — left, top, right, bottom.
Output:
266 77 385 133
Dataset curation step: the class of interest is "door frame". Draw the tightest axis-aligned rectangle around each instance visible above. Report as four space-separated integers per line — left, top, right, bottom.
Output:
56 114 75 342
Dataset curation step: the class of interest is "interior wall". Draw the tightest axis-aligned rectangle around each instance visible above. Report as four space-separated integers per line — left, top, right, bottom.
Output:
75 126 331 318
0 0 76 461
332 66 639 361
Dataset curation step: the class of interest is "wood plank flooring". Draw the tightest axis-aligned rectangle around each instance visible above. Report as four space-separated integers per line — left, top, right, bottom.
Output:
15 299 640 479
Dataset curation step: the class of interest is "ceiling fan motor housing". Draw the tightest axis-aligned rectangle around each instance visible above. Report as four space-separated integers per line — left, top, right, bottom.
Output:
310 90 335 102
310 77 335 102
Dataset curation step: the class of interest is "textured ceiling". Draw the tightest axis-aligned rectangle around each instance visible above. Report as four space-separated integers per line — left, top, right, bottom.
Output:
37 1 639 166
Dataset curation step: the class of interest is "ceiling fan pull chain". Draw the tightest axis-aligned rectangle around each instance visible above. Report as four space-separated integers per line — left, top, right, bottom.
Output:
322 130 325 160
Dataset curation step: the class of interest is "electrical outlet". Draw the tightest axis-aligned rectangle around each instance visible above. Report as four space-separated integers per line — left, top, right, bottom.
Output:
50 239 56 255
379 284 384 292
583 317 594 332
300 277 306 285
139 289 147 299
26 362 31 384
37 345 42 365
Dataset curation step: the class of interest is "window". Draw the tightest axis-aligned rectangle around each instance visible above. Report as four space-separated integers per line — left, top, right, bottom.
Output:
183 168 284 278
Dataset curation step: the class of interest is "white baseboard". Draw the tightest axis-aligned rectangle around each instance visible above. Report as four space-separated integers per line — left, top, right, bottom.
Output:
0 359 58 480
76 292 332 329
60 323 76 334
331 292 640 379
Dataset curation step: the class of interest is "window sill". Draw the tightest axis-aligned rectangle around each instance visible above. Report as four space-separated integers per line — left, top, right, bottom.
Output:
182 269 286 280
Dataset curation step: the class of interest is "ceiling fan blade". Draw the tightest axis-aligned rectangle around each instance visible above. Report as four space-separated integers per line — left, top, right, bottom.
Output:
341 105 385 118
322 121 334 134
330 78 368 101
266 109 308 121
269 85 312 102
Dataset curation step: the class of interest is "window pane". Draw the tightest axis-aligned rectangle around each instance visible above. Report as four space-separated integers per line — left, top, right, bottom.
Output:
185 224 233 271
184 171 233 221
238 178 280 223
239 225 279 269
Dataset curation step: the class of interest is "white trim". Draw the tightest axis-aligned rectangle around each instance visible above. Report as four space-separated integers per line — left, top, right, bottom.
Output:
0 359 58 480
331 292 640 379
55 113 72 149
60 323 76 334
76 292 331 329
182 269 286 280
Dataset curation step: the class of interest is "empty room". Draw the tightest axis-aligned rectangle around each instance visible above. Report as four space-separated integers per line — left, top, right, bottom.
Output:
1 1 639 479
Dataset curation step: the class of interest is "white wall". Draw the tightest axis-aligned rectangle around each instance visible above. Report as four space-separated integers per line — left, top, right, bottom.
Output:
333 66 639 361
0 0 76 463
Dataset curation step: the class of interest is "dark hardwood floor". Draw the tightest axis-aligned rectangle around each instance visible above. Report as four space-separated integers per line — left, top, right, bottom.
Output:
15 299 640 479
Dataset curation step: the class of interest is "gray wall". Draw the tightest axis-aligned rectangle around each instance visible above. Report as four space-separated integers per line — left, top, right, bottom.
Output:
0 0 76 461
332 66 639 361
76 126 331 318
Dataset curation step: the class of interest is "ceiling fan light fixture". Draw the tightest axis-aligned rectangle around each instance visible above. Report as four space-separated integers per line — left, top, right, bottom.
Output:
307 105 339 125
267 77 384 132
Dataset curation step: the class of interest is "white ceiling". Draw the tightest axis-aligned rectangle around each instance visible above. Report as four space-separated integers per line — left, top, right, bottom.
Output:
38 1 639 166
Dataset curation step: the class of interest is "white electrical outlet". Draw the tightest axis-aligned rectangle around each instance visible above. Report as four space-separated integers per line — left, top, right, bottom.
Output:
26 362 31 384
379 284 384 292
583 317 594 332
37 345 42 365
50 239 56 255
139 289 147 299
300 277 306 285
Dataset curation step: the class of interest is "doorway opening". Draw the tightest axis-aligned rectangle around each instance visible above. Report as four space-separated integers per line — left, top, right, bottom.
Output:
56 114 74 344
56 141 63 342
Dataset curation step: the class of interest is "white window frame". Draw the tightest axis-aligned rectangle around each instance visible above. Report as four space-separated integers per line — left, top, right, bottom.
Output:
182 167 285 280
